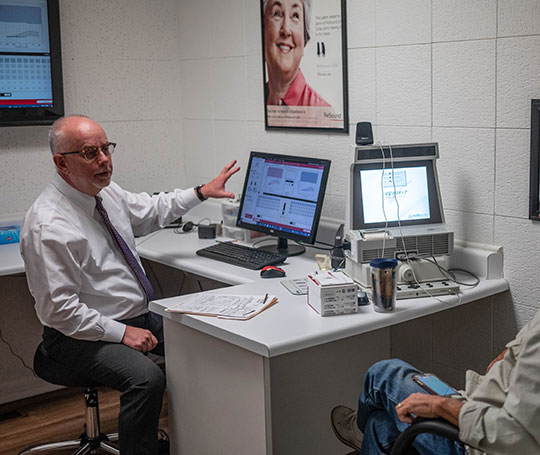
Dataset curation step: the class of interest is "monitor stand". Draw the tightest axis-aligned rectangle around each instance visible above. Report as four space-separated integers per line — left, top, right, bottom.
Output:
258 237 305 257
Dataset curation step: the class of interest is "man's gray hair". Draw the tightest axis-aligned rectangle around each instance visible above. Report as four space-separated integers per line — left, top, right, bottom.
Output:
48 115 88 155
263 0 312 44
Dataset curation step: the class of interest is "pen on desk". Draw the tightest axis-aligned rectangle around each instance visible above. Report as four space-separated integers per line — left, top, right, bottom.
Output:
263 293 268 303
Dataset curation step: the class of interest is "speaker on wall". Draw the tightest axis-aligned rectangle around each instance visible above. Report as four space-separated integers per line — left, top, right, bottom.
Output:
355 122 373 145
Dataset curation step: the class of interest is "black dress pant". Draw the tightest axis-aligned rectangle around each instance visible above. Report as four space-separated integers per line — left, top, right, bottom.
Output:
43 313 165 455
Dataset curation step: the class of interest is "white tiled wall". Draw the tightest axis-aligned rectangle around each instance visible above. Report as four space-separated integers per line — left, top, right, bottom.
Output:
432 0 497 42
173 0 540 384
434 127 495 213
3 0 540 395
347 48 376 123
375 0 431 46
0 0 184 218
497 36 540 128
495 128 531 218
433 40 496 128
498 0 540 37
376 45 432 126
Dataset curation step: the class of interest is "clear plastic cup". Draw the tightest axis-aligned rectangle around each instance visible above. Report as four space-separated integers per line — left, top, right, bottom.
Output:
370 258 398 312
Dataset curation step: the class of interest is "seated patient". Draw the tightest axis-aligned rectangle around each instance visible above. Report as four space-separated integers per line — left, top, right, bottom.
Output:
20 115 239 455
331 307 540 455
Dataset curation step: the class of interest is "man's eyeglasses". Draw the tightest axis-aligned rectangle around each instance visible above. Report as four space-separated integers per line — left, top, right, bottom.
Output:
60 142 116 162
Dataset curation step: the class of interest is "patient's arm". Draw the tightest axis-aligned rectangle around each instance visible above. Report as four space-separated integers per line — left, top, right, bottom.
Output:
486 348 508 374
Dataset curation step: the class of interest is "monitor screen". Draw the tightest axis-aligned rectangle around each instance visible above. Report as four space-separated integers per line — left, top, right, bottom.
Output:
361 166 430 224
351 159 444 231
0 0 64 126
237 151 331 256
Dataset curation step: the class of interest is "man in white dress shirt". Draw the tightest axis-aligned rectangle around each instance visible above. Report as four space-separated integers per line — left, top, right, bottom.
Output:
20 115 239 455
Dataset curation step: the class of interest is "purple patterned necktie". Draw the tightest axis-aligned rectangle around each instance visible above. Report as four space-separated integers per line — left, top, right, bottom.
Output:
95 196 155 301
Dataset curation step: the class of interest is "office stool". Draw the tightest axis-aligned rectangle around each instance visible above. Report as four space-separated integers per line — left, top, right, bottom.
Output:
19 342 119 455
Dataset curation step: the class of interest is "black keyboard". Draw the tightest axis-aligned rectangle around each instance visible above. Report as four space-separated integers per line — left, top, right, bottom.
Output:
196 242 287 270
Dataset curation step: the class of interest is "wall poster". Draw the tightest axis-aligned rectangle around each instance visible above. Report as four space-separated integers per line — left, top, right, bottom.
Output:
260 0 348 133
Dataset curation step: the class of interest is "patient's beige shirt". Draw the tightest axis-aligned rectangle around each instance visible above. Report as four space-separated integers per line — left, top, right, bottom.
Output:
458 309 540 455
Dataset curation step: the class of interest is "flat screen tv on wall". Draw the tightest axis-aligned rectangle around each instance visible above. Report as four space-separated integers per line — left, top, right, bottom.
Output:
0 0 64 127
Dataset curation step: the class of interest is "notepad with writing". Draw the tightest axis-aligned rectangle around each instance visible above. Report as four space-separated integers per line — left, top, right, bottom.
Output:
165 293 278 320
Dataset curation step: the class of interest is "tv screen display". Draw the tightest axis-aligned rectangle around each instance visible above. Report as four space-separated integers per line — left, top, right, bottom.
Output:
0 0 64 126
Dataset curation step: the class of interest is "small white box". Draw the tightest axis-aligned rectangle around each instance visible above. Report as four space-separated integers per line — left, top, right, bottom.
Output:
222 225 263 242
307 271 358 316
221 199 240 227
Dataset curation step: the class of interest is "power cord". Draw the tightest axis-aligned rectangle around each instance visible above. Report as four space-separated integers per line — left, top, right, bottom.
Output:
376 140 410 261
375 141 462 305
252 238 340 252
172 217 212 235
424 256 480 288
294 240 348 269
0 327 37 378
295 240 333 251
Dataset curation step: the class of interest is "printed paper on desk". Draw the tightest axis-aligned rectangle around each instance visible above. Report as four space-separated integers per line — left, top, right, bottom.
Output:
165 294 278 320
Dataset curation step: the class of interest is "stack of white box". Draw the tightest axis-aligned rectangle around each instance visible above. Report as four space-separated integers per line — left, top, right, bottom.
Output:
307 271 358 316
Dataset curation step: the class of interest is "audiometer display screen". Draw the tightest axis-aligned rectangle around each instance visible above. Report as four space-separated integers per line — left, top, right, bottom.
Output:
352 159 444 230
360 166 430 223
237 152 330 242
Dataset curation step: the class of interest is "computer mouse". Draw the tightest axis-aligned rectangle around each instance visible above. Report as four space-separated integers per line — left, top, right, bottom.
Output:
260 265 286 278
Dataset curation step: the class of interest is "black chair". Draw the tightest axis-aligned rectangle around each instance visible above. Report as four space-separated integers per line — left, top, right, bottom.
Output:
390 418 460 455
342 418 460 455
19 342 120 454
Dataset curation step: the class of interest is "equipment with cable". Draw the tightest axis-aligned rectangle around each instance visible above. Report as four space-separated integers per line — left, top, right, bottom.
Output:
344 142 460 299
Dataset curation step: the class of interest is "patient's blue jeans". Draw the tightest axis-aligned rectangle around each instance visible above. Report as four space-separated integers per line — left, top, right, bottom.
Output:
357 359 466 455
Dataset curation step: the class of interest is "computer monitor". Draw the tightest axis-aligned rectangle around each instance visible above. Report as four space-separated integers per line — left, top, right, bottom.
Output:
350 143 445 231
236 151 331 256
0 0 64 127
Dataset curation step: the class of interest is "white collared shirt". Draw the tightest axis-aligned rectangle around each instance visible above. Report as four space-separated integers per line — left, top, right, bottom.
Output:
21 174 200 343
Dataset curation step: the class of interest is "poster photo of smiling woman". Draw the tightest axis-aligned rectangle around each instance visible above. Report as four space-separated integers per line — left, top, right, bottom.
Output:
261 0 348 132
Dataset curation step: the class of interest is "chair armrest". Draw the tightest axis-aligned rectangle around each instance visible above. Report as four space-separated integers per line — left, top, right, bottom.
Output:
390 418 460 455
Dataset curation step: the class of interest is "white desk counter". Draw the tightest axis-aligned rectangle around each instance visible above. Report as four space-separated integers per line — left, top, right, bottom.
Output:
0 216 24 276
142 223 508 455
0 242 24 276
150 276 508 359
136 229 318 287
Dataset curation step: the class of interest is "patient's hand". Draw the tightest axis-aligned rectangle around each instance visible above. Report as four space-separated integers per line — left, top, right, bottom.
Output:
396 393 442 424
396 393 463 427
